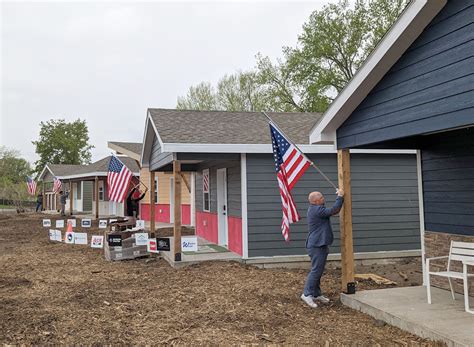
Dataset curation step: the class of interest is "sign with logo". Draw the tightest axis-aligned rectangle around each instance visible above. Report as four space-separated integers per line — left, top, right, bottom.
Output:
54 230 62 241
55 220 64 228
107 234 122 247
67 219 76 228
65 231 75 244
134 233 149 246
90 235 104 248
135 220 145 229
181 236 198 252
49 229 55 241
74 232 88 245
157 237 171 251
43 219 51 227
147 238 158 253
81 219 92 228
98 220 108 229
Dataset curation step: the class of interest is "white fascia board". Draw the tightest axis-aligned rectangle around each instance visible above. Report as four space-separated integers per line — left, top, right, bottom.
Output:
161 142 415 155
108 142 141 162
309 0 446 144
57 171 140 180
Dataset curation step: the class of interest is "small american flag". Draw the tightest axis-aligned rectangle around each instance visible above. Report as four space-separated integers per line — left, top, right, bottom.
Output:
203 169 209 193
53 177 62 193
270 122 310 241
27 177 37 196
107 156 133 203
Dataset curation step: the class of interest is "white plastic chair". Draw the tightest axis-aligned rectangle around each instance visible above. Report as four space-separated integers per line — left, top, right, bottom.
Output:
426 241 474 314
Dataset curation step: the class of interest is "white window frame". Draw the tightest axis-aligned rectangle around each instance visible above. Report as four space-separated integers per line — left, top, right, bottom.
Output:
202 169 210 212
98 180 104 201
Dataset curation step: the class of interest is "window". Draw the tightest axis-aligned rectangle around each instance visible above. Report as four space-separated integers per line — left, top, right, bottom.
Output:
76 182 82 199
98 180 104 201
154 177 158 204
202 169 210 212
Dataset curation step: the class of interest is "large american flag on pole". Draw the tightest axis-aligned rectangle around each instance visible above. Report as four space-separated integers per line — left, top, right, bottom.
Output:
270 122 310 241
107 156 133 203
52 177 62 193
26 177 37 196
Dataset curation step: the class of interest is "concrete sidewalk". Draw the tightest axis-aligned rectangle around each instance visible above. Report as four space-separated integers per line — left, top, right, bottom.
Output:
341 286 474 346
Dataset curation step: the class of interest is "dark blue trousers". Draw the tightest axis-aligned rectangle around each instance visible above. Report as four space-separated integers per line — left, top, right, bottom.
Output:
303 245 329 297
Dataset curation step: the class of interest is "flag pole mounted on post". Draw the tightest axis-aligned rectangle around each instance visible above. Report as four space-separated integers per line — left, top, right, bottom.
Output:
262 111 338 190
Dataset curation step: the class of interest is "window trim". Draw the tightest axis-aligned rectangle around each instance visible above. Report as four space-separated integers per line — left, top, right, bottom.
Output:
202 169 210 212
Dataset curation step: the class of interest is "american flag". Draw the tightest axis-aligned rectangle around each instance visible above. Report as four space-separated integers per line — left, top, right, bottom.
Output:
107 156 133 203
203 169 209 193
270 122 310 241
26 177 37 196
53 177 62 193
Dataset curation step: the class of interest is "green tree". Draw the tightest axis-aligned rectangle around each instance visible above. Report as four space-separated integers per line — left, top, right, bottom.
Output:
257 0 408 112
32 119 93 174
176 82 218 110
0 146 32 184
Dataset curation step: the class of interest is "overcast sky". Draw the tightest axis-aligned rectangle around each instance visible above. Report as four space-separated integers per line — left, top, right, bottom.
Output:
1 0 330 164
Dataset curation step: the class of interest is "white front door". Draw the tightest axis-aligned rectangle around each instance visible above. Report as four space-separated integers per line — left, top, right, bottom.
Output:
216 168 228 246
169 177 174 223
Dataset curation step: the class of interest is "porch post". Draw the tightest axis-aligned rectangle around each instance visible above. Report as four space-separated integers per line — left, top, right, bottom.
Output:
190 172 196 227
173 160 182 261
94 176 99 219
337 149 355 293
69 181 73 216
149 170 156 237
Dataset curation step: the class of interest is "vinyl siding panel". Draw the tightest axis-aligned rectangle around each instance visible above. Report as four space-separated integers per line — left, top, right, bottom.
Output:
149 136 173 171
82 181 93 212
246 153 420 257
140 169 191 204
195 159 241 217
421 128 474 236
337 0 474 148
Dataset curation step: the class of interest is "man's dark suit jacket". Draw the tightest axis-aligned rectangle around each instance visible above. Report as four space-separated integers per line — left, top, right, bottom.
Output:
305 196 344 248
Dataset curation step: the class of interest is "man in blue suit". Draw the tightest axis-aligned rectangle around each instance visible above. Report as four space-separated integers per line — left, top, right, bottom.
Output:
301 189 344 308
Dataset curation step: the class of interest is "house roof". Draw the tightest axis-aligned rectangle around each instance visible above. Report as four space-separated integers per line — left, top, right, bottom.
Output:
148 108 323 145
47 164 86 177
309 0 447 144
108 141 142 161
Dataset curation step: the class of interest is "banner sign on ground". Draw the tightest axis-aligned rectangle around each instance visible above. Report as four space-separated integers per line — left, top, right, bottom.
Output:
107 234 122 247
49 229 55 241
134 233 149 246
55 220 64 228
54 230 62 242
147 238 158 253
181 236 198 252
157 237 171 251
67 219 76 228
81 219 92 228
135 220 145 229
90 235 104 248
98 220 108 229
43 219 51 227
74 232 88 245
65 231 75 244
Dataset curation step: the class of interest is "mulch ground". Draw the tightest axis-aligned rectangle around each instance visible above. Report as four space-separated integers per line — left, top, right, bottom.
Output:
0 213 442 345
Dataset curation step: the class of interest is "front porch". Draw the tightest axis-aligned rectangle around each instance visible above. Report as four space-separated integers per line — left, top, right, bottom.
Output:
341 286 474 346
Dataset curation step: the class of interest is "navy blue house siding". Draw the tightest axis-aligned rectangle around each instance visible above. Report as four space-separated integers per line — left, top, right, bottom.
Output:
337 0 474 149
422 128 474 236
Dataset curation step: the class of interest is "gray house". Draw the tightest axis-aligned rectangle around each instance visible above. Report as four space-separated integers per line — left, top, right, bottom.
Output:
309 0 473 292
141 108 420 264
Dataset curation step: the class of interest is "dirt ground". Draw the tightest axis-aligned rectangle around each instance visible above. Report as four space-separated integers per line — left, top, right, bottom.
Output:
0 213 441 345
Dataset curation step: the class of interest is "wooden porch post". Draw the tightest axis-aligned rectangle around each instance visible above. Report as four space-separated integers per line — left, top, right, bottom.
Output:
69 181 73 216
94 176 99 219
149 170 156 237
337 149 355 294
173 161 182 261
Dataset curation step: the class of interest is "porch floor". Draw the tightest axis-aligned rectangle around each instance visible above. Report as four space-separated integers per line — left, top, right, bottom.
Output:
341 286 474 346
161 236 241 268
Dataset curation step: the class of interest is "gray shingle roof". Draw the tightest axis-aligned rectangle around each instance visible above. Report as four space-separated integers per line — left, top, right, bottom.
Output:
148 109 322 144
108 142 143 156
47 156 139 178
48 164 86 177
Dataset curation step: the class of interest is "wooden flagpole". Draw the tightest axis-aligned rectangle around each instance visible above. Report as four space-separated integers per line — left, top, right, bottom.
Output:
262 111 338 190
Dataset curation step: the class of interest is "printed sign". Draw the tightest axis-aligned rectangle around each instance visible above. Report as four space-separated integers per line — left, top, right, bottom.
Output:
157 237 171 251
147 238 158 253
98 220 108 229
134 233 149 246
181 237 198 252
81 219 92 228
65 231 75 244
55 220 64 228
67 219 76 228
43 219 51 227
49 229 55 241
135 220 145 229
90 235 104 249
107 234 122 247
54 230 62 242
74 232 88 245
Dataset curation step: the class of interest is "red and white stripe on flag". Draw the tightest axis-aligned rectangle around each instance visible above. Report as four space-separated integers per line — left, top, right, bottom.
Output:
53 177 62 193
27 177 37 196
282 144 310 190
277 170 300 241
107 156 133 203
